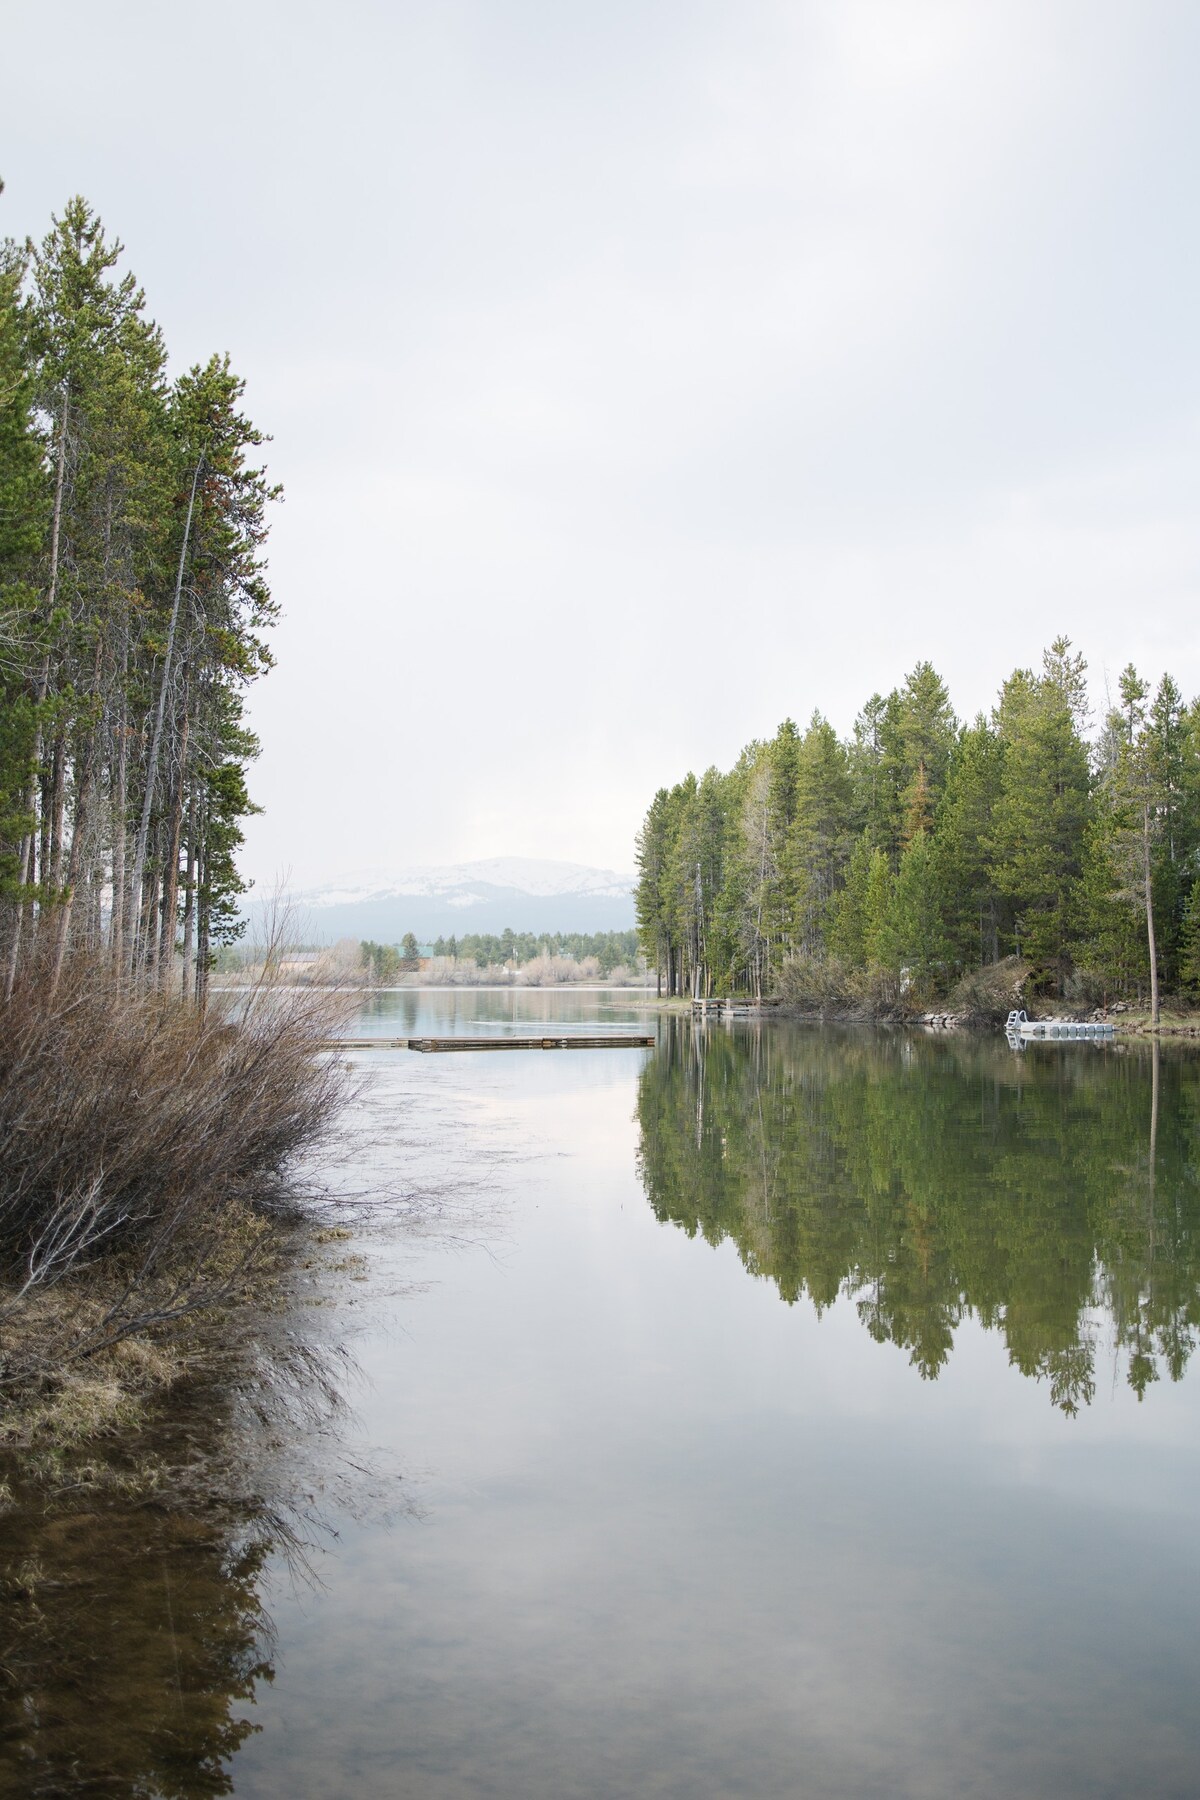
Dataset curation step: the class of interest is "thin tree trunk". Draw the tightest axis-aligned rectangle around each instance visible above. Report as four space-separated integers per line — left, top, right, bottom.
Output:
129 455 202 970
196 876 210 1011
17 380 73 975
180 794 197 1001
4 833 32 999
110 692 128 965
48 634 105 989
157 704 190 982
48 724 98 993
46 727 68 893
1144 801 1160 1028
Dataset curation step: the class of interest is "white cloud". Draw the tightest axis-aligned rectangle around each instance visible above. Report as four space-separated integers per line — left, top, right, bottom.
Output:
4 0 1198 880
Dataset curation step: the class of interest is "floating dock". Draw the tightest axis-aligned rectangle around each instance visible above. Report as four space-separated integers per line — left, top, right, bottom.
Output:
326 1037 411 1049
408 1034 656 1053
323 1035 655 1052
1005 1010 1115 1042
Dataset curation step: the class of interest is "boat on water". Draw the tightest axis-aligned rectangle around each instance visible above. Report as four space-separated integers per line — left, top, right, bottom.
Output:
1005 1009 1115 1043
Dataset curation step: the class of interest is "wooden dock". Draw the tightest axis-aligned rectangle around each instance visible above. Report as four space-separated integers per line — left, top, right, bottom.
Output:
323 1035 656 1053
326 1037 411 1049
408 1034 655 1053
692 997 777 1019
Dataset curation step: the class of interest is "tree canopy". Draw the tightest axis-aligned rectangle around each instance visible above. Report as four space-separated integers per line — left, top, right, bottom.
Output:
636 641 1200 1009
0 193 276 999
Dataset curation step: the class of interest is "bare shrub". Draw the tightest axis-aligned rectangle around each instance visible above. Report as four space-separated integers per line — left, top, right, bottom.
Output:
418 956 511 986
777 953 859 1013
519 954 592 986
0 953 353 1389
1063 966 1108 1012
311 936 368 985
947 957 1030 1023
776 954 916 1020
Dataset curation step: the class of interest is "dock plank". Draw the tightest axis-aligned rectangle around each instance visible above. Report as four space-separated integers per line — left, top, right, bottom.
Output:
408 1034 655 1053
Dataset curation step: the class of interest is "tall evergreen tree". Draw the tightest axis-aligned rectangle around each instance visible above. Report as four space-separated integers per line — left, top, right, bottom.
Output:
935 717 1004 971
989 669 1091 991
0 193 279 1000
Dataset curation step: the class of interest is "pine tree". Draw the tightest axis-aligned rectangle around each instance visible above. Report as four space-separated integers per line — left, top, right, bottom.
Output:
635 786 672 993
889 831 950 1000
1180 877 1200 996
0 223 44 925
1097 666 1164 1024
826 829 872 965
934 717 1004 972
876 662 957 860
863 847 895 969
0 193 280 999
989 667 1091 992
790 712 852 953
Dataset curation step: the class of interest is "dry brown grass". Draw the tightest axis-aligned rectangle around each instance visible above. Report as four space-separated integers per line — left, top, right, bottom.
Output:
0 953 354 1399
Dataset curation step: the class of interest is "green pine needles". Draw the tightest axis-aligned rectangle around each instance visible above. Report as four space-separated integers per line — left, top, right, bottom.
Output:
636 645 1200 1020
0 194 276 997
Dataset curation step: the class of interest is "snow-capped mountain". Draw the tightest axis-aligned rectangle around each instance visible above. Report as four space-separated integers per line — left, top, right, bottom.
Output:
255 858 636 943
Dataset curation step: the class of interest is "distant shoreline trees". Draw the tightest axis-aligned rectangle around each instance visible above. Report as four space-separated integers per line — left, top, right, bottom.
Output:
635 643 1200 1020
428 928 640 974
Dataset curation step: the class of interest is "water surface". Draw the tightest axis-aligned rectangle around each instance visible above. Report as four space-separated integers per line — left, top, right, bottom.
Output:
5 994 1200 1798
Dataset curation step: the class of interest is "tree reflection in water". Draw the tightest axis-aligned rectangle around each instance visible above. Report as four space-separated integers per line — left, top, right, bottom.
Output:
636 1022 1200 1413
0 1319 382 1796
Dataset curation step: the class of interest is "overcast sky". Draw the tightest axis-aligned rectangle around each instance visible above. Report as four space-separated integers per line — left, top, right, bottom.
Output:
5 0 1199 885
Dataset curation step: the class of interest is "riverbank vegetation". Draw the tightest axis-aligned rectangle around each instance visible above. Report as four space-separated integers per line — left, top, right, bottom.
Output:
363 929 646 986
217 928 650 987
0 956 348 1403
0 192 349 1424
636 643 1200 1022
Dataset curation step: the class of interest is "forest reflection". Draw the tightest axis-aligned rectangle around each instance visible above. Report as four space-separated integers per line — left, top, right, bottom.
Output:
636 1023 1200 1412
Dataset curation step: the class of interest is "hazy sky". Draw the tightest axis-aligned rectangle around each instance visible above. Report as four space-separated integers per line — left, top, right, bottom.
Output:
5 0 1199 885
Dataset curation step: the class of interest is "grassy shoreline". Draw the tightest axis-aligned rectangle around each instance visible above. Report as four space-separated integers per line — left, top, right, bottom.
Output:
0 957 354 1456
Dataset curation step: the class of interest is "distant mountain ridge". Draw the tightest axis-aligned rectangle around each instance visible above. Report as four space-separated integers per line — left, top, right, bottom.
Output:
255 857 637 944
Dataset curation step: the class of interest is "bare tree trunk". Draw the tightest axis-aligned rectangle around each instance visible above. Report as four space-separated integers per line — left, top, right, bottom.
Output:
48 635 106 991
157 704 190 982
129 456 202 970
180 794 197 1001
110 699 128 964
4 834 33 1000
108 621 131 966
46 726 68 894
1144 801 1160 1028
22 381 73 972
48 723 99 994
193 794 209 1009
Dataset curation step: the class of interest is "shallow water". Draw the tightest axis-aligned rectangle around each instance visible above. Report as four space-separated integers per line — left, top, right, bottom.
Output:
5 994 1200 1797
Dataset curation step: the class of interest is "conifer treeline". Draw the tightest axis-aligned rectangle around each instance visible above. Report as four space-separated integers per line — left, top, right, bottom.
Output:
635 641 1200 1013
0 194 275 999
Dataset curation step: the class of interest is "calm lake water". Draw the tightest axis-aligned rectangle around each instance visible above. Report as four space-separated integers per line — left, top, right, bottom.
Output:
6 991 1200 1798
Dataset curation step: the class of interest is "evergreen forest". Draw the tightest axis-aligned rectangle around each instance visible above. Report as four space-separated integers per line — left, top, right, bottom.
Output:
0 192 274 998
635 644 1200 1015
427 928 641 972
